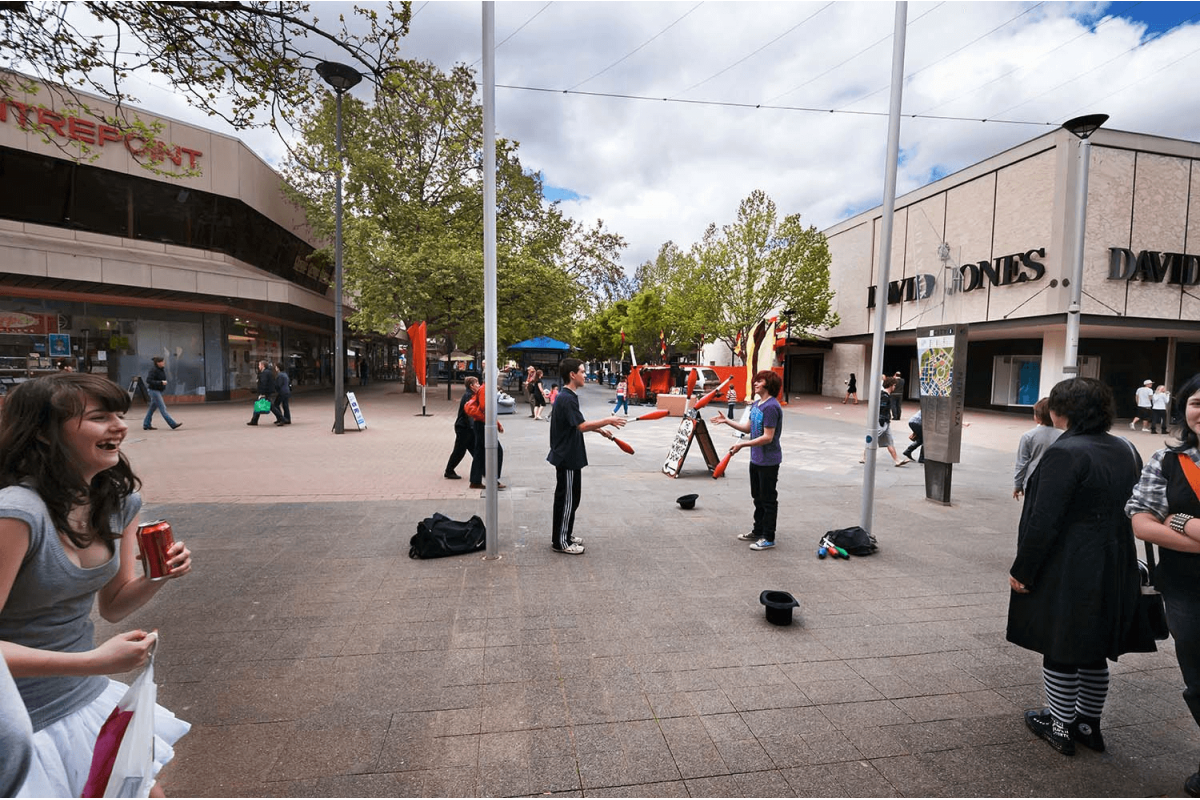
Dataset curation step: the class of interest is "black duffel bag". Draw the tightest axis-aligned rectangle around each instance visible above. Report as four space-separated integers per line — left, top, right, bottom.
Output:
822 526 879 556
410 513 486 559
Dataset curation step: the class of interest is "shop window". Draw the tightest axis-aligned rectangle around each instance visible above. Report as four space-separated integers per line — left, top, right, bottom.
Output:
992 356 1041 406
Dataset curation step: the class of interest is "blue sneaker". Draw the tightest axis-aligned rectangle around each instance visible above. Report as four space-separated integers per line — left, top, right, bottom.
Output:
749 539 775 550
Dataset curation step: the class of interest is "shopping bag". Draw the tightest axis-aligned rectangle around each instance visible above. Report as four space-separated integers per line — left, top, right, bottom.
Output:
253 397 271 413
83 633 159 798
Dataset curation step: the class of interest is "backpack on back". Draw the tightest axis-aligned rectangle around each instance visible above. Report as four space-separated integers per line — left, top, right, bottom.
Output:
410 513 487 559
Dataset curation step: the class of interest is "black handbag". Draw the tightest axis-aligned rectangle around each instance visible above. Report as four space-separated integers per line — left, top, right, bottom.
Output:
1126 540 1170 652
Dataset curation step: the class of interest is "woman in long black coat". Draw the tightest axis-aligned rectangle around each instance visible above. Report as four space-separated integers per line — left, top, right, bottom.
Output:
1007 377 1146 756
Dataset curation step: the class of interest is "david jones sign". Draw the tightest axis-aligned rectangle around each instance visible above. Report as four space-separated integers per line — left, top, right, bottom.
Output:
868 248 1046 308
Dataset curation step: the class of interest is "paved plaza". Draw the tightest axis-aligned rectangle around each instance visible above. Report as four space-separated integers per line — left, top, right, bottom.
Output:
104 382 1198 797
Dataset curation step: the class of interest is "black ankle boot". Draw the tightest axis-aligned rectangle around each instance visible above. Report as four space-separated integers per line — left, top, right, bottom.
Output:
1069 715 1105 752
1025 709 1075 755
1185 769 1200 798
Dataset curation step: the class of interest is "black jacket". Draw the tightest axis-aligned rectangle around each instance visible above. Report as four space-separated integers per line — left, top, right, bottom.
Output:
1007 429 1147 662
255 367 276 397
275 370 291 397
454 386 476 430
147 364 168 392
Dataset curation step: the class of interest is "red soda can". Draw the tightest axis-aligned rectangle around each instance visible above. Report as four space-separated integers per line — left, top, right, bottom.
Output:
136 520 174 581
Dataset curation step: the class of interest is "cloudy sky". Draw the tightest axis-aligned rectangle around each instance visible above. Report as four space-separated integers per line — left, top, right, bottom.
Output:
118 1 1200 273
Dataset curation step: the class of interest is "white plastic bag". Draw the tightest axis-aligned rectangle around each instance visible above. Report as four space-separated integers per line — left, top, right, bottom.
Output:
83 633 158 798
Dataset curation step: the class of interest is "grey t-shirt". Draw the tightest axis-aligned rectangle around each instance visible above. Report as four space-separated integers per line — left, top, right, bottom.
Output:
0 654 32 795
0 485 141 730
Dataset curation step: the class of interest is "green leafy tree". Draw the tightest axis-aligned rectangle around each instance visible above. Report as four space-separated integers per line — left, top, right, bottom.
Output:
0 2 412 144
660 190 838 364
282 60 598 383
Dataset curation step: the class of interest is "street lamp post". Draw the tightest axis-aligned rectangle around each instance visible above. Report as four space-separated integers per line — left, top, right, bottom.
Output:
1060 113 1107 379
781 307 795 403
316 60 363 434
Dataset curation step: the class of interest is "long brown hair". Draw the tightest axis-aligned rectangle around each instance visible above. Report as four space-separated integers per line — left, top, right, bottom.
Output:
0 373 141 548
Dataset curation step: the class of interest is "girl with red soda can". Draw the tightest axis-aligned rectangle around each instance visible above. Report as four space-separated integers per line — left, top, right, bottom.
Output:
0 373 193 797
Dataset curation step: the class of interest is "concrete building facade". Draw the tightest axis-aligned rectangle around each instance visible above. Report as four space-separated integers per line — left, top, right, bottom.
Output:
819 126 1200 416
0 73 345 401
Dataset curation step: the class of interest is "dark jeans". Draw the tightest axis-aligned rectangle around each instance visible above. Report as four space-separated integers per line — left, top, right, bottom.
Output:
272 394 291 423
1151 408 1167 433
469 422 503 484
749 463 779 542
891 395 902 420
1163 590 1200 728
552 465 583 550
445 425 474 474
903 420 924 462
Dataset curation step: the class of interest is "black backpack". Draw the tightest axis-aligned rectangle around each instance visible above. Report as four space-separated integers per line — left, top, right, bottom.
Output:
823 526 879 556
410 513 486 559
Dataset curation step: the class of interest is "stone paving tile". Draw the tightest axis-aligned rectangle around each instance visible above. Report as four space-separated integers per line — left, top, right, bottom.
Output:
110 388 1200 797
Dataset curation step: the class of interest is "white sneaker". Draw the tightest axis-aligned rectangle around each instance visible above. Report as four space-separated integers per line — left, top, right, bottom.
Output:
554 543 585 555
1130 422 1136 430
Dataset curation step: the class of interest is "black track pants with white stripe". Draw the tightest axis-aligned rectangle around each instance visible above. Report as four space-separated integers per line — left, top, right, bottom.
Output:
553 466 583 550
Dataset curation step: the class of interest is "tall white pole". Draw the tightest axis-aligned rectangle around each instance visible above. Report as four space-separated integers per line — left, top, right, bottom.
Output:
333 90 346 434
1063 136 1091 377
861 1 907 534
482 2 500 557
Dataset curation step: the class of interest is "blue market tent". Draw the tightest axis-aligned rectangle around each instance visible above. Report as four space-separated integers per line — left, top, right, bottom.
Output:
505 337 572 387
508 336 571 351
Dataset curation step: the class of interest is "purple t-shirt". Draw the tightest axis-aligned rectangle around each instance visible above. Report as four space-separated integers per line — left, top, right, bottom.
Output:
748 396 782 466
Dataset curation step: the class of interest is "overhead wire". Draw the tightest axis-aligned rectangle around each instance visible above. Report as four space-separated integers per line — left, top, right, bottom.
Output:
762 2 945 106
669 2 835 99
914 1 1141 116
566 2 704 92
835 2 1046 111
497 83 1055 127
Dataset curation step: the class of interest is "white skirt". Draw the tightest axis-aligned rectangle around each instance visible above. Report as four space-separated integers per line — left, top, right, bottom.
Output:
17 679 190 798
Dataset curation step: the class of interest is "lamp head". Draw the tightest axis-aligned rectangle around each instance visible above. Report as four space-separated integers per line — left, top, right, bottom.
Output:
1062 113 1108 140
316 61 363 92
783 307 795 317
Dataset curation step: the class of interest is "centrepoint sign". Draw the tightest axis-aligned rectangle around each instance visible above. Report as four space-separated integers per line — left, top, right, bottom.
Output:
1 98 204 170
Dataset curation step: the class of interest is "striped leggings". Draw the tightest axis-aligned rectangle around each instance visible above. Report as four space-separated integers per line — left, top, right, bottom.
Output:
1043 656 1110 724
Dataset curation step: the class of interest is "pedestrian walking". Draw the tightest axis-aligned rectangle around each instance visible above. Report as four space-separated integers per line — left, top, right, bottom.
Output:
726 384 737 418
272 362 292 425
531 369 547 421
1132 379 1154 432
1008 377 1146 757
524 365 536 418
143 356 182 431
444 377 478 479
861 377 907 466
890 372 906 420
843 372 858 404
1127 372 1200 797
901 407 924 464
1013 397 1061 500
467 382 505 490
613 378 629 415
548 358 626 555
710 370 784 551
247 360 282 426
0 373 193 797
1151 384 1170 435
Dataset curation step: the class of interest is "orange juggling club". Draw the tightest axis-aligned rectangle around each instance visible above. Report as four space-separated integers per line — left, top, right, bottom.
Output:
686 369 697 398
635 409 670 421
712 449 735 478
692 377 733 411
